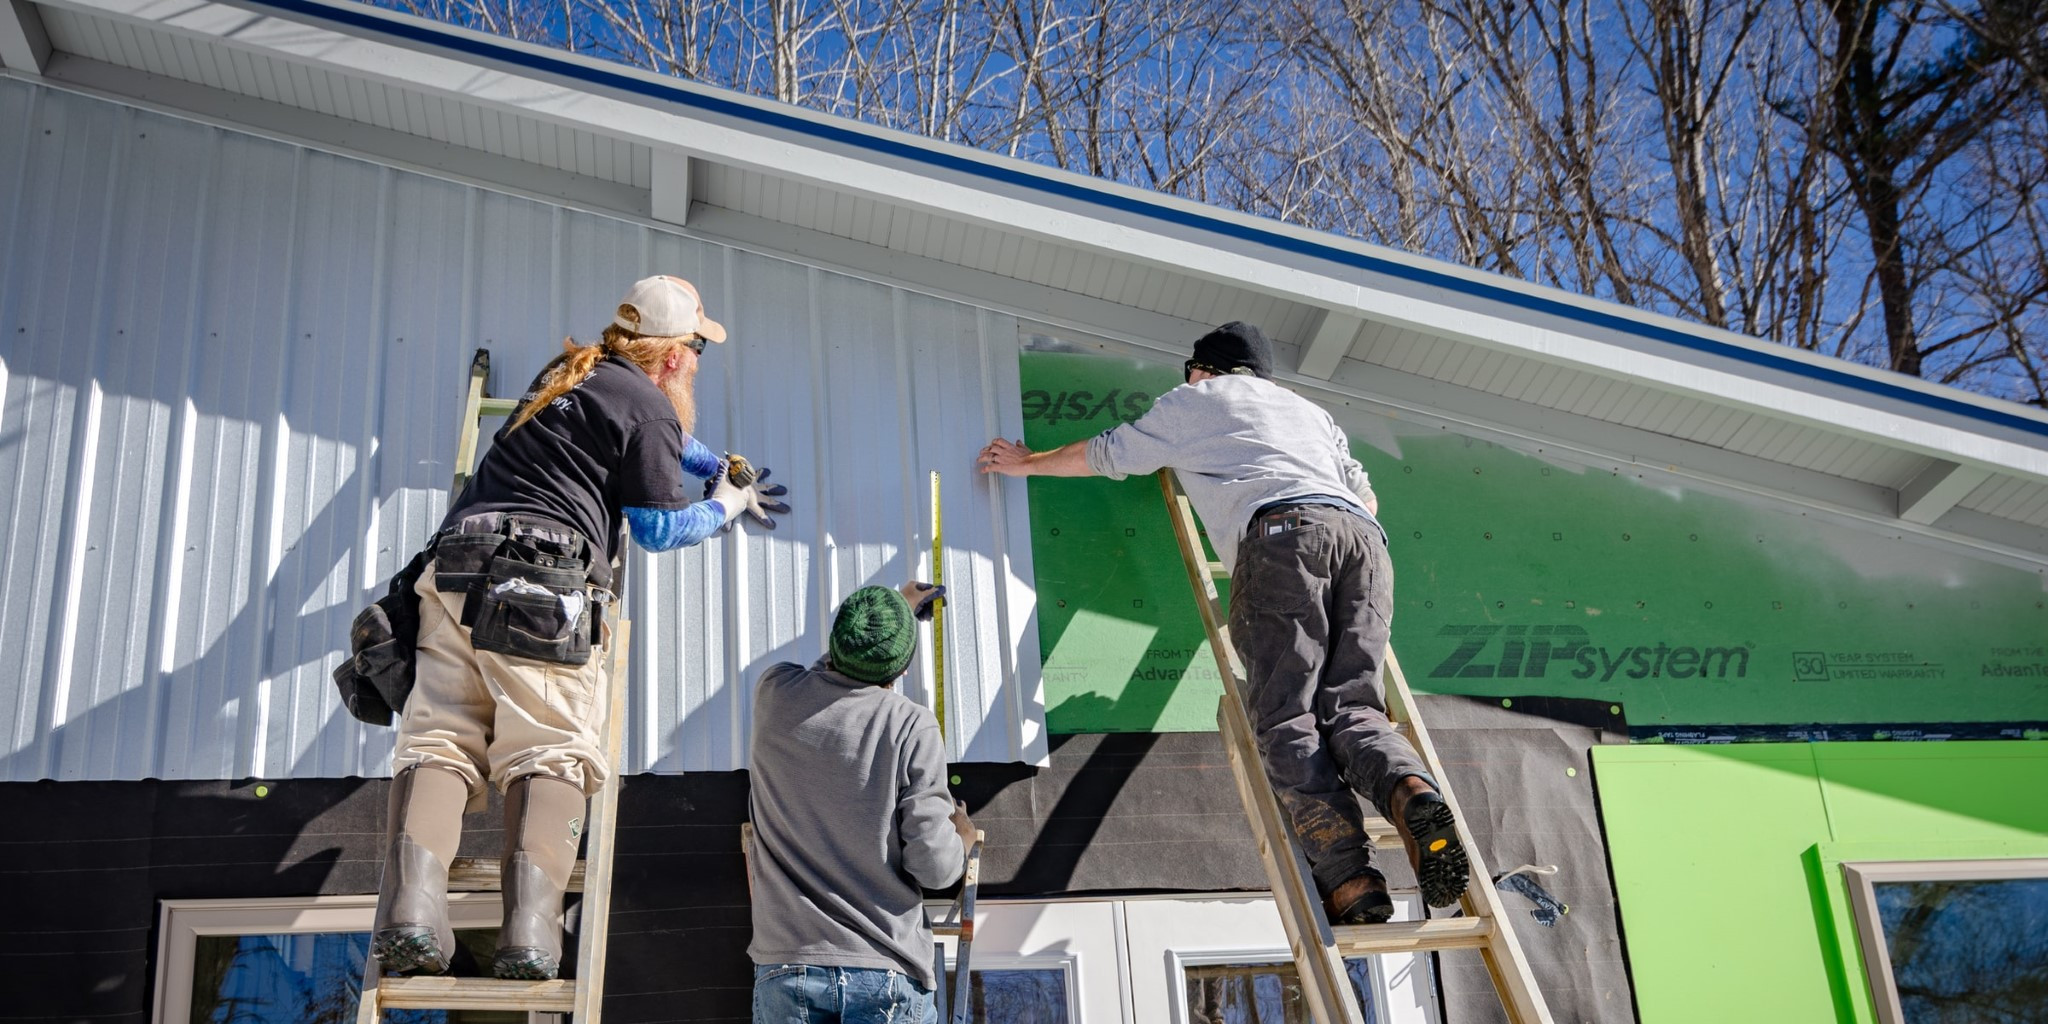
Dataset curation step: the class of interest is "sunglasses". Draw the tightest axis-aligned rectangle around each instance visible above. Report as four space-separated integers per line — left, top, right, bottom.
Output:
683 336 709 354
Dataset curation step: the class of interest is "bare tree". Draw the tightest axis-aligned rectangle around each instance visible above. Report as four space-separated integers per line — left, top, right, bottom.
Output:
372 0 2048 404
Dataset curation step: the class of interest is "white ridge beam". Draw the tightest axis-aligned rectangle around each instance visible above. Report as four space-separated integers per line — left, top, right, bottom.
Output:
1298 311 1360 379
1 0 52 74
1897 459 1993 524
651 150 691 227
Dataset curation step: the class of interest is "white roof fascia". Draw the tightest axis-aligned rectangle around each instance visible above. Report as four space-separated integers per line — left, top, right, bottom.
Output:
694 205 2048 568
41 0 2048 482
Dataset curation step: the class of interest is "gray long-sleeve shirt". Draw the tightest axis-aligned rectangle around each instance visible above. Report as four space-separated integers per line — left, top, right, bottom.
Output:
1085 373 1376 567
746 657 964 988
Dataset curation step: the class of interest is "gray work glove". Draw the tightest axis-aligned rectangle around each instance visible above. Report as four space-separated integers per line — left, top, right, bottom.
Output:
898 580 945 621
703 464 748 529
736 467 791 530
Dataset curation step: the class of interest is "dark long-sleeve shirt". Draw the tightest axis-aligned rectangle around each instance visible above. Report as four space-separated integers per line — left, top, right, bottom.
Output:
746 657 964 987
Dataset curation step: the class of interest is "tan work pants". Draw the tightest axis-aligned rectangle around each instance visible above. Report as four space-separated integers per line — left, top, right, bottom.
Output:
391 563 609 813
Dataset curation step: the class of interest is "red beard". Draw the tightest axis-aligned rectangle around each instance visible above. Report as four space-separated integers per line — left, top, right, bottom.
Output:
662 360 698 434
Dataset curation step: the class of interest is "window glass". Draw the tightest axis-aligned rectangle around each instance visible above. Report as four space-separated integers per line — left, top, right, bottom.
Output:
1873 877 2048 1024
188 930 516 1024
1182 959 1381 1024
967 967 1070 1024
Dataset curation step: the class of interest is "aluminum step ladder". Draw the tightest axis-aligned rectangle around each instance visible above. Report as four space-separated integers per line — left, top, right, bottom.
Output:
1158 470 1554 1024
356 349 630 1022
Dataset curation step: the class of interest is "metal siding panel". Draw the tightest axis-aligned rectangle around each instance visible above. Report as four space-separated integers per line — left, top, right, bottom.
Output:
0 88 128 780
0 82 1047 782
725 251 820 764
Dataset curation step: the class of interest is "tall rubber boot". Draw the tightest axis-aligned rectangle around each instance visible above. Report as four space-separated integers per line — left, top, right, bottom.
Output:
494 774 586 980
371 766 467 974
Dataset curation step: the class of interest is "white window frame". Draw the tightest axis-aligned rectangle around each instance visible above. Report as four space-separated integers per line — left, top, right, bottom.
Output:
1841 857 2048 1024
932 896 1106 1022
939 949 1086 1023
1170 946 1394 1024
153 893 503 1024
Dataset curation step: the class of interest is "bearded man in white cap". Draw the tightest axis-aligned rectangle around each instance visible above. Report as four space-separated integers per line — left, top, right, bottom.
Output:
371 275 790 981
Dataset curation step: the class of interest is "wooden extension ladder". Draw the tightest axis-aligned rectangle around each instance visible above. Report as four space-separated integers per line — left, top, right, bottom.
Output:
1158 471 1554 1024
356 349 631 1022
740 824 986 1023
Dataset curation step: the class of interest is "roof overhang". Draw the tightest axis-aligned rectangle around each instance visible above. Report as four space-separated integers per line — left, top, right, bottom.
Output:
8 0 2048 562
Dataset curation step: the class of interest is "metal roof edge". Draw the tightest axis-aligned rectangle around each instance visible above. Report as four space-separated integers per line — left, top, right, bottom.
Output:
42 0 2048 448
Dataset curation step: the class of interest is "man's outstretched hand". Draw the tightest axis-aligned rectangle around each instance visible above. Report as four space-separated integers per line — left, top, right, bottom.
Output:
976 438 1034 477
899 580 945 621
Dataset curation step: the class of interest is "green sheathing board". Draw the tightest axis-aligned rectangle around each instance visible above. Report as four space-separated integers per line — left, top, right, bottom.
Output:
1018 349 2048 735
1593 743 2048 1023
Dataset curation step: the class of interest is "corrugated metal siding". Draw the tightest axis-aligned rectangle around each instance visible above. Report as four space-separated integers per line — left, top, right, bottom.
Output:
38 6 650 188
0 80 1045 782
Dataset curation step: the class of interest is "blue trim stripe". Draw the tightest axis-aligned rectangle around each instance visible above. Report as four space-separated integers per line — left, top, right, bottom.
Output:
248 0 2048 441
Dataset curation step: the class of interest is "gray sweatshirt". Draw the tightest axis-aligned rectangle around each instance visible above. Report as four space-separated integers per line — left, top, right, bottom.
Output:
746 657 964 988
1086 374 1376 568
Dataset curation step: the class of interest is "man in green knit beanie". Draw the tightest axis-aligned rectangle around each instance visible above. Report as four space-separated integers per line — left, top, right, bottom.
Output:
746 581 977 1023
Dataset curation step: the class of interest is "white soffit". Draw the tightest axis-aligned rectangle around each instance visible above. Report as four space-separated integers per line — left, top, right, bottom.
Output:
24 0 2047 481
11 0 2048 551
35 3 648 188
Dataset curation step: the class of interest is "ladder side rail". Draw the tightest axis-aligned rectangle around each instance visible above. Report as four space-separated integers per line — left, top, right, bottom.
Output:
947 835 983 1024
1381 654 1553 1024
572 620 633 1021
1158 473 1245 711
1217 698 1371 1024
355 956 384 1024
451 350 491 495
1161 472 1367 1024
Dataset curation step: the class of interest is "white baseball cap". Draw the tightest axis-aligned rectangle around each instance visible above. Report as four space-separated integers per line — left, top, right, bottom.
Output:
613 275 727 342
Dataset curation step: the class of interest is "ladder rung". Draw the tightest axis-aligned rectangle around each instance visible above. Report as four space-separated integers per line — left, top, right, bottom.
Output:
1333 916 1494 956
376 976 576 1011
1361 816 1399 846
477 396 521 417
447 856 586 892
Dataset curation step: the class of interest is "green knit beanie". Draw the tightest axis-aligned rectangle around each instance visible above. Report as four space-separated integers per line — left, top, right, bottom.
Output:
828 586 917 683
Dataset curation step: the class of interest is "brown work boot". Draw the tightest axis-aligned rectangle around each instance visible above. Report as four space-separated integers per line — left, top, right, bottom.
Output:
1326 869 1395 925
493 775 586 981
1389 777 1470 909
371 767 467 975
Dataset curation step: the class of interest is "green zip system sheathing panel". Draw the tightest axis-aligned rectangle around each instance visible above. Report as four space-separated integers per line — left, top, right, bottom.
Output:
1018 350 2048 736
1592 742 2048 1023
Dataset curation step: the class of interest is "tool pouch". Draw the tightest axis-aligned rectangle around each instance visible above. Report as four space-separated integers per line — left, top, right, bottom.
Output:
331 548 431 726
426 513 602 666
470 549 594 665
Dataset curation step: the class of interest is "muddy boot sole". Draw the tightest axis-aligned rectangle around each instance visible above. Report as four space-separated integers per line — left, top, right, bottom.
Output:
371 926 452 975
1403 792 1470 908
493 946 560 981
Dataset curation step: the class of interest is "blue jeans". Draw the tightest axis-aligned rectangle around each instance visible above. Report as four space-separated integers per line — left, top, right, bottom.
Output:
752 963 938 1024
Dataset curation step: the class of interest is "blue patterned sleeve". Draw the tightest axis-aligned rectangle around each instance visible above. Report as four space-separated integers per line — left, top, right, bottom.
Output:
625 502 727 552
679 436 722 480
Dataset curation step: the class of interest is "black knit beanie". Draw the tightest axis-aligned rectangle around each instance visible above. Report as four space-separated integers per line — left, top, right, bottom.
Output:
1190 321 1274 378
828 586 918 683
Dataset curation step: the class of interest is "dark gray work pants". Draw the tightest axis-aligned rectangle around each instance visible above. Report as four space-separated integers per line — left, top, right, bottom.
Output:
1227 504 1432 896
